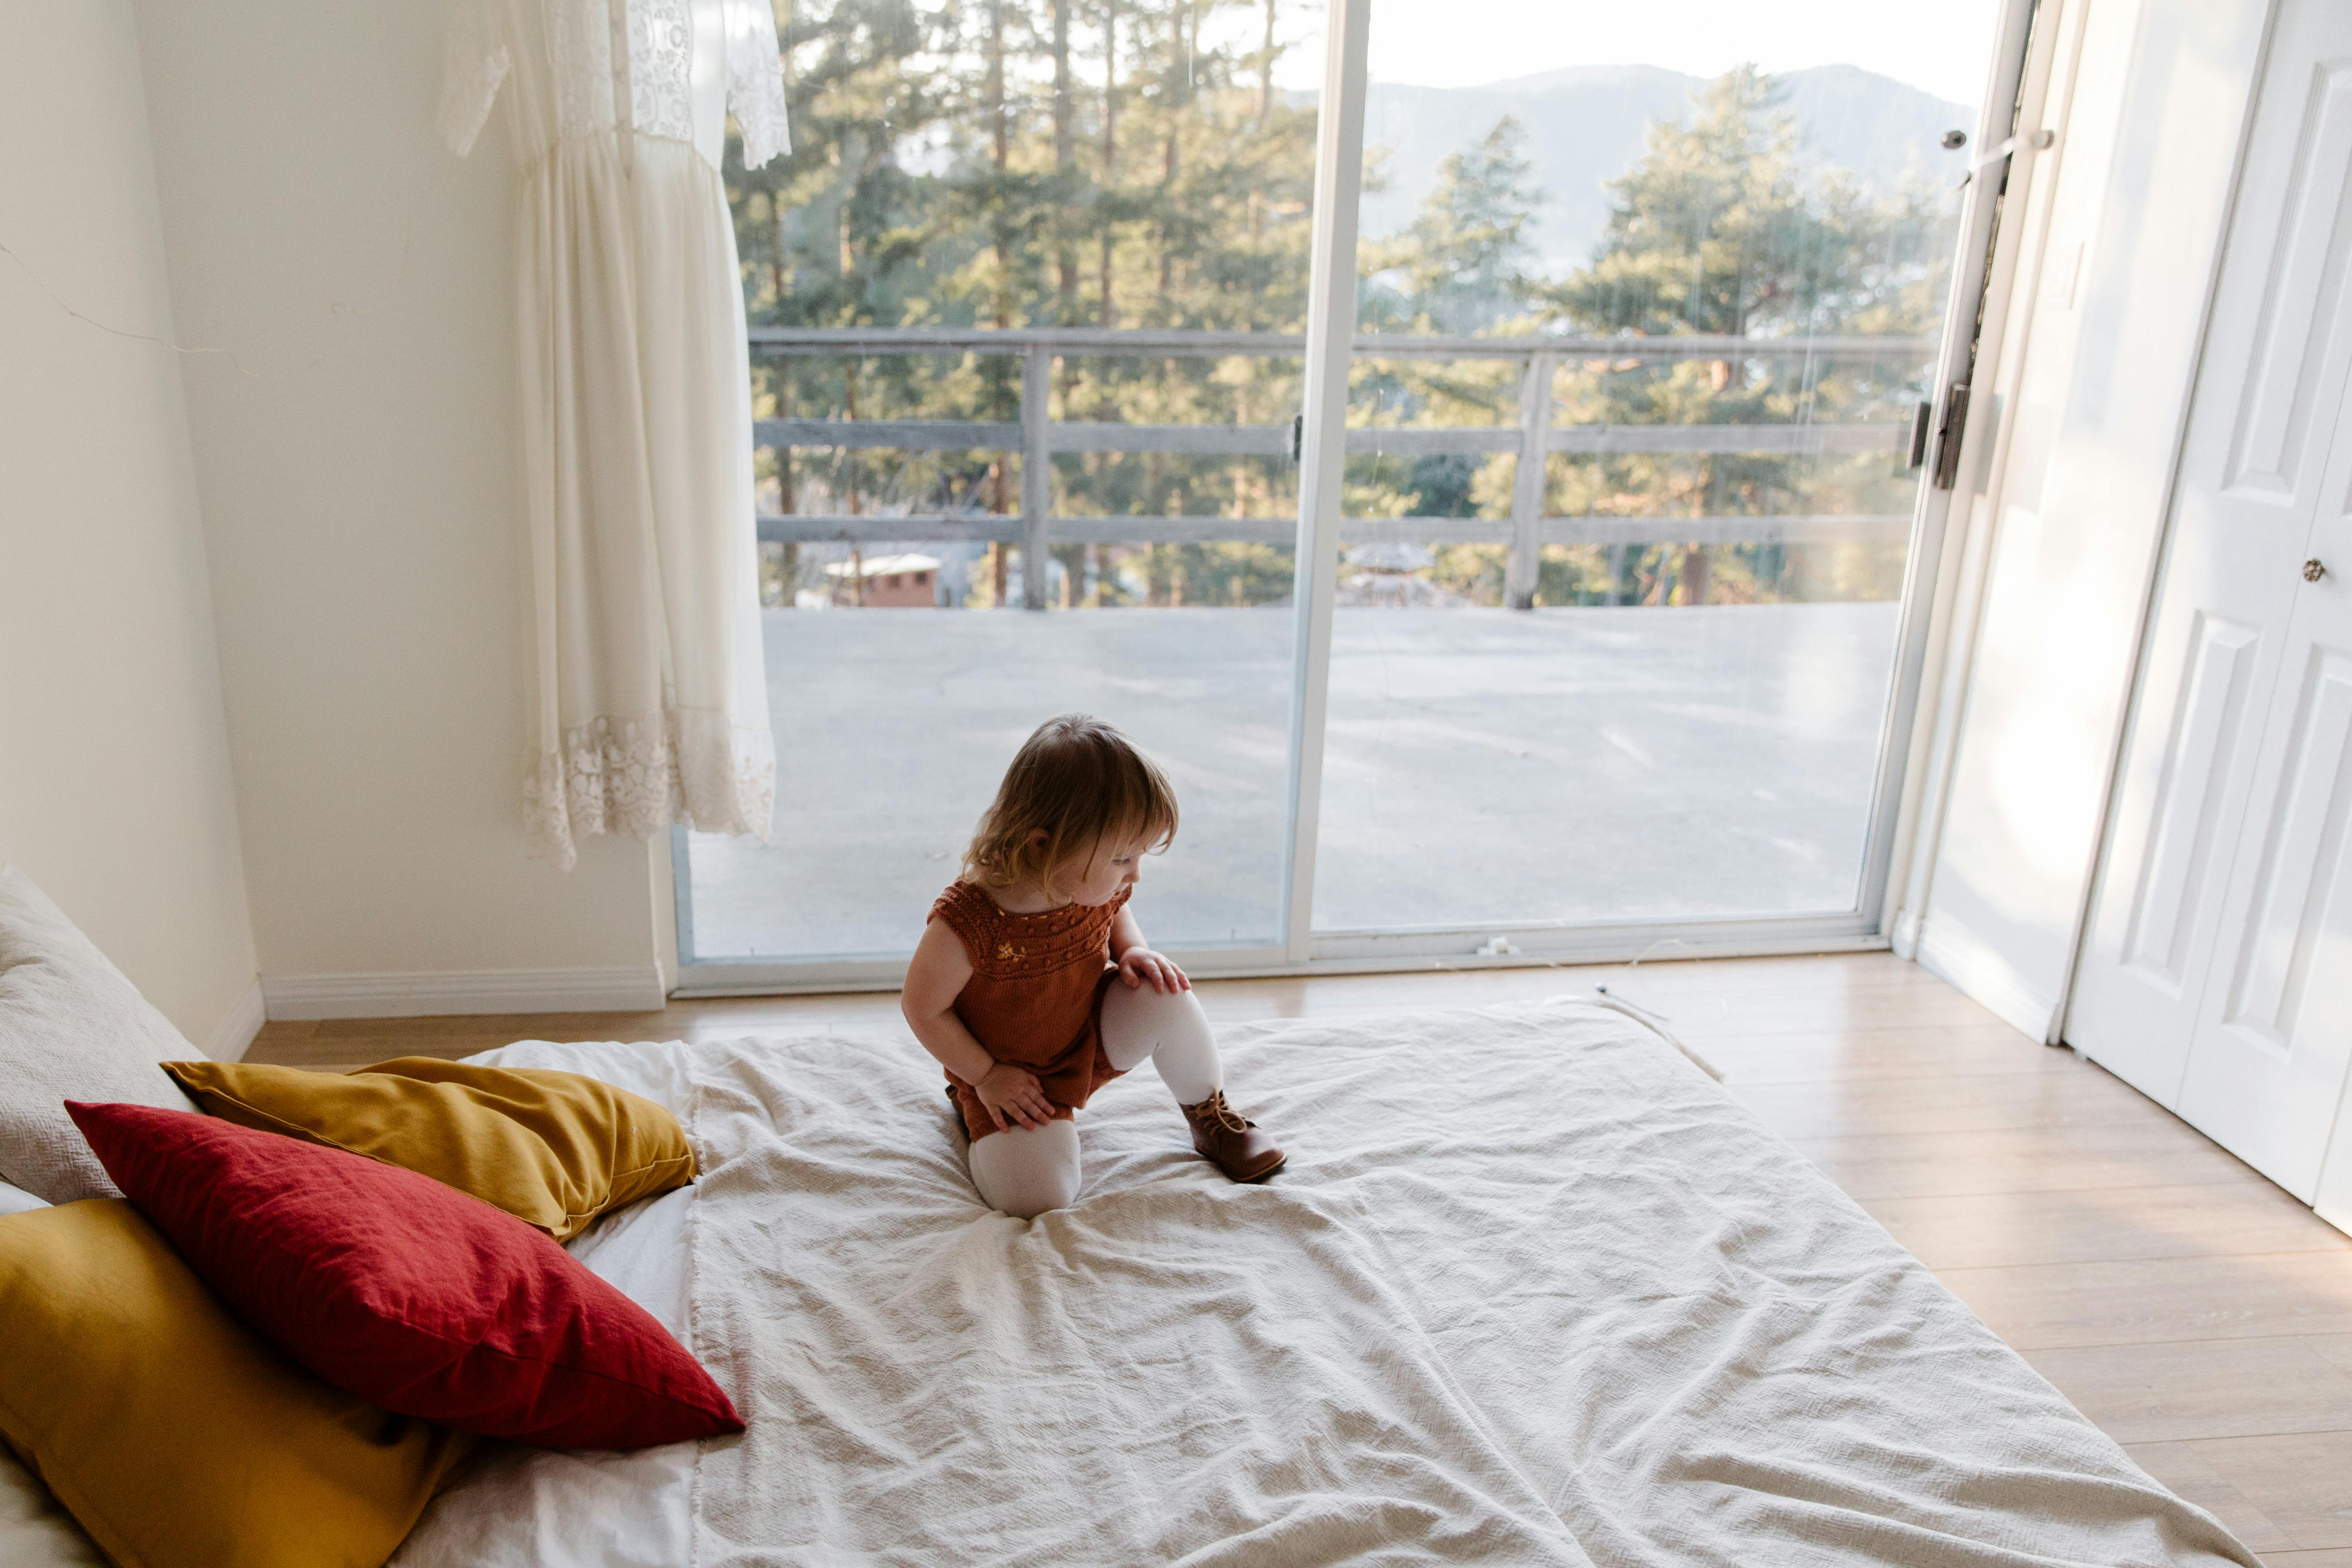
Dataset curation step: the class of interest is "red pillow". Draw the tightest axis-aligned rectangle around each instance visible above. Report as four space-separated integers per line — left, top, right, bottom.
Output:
67 1099 741 1450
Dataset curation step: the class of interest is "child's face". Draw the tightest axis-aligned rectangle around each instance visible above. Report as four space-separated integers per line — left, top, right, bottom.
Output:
1063 833 1148 906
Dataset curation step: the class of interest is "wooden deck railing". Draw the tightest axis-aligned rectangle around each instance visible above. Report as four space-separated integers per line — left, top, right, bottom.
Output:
747 326 1930 608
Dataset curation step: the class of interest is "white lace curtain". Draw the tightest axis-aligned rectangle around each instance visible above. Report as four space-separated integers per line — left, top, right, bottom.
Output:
440 0 788 869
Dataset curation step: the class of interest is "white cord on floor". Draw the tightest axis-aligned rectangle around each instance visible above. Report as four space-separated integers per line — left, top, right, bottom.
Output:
1587 992 1723 1082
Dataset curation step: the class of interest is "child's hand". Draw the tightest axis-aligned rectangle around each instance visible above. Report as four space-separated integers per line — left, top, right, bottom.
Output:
975 1062 1055 1132
1117 947 1191 993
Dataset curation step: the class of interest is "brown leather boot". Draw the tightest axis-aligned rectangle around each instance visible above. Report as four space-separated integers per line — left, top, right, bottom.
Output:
1180 1091 1285 1183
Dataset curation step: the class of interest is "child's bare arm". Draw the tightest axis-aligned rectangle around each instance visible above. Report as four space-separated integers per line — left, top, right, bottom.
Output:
1109 904 1190 992
902 919 1055 1131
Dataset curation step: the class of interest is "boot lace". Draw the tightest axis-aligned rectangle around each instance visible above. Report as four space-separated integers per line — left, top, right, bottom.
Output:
1191 1090 1252 1134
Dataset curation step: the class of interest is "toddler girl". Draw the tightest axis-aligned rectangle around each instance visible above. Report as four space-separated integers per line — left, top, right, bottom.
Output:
901 714 1285 1219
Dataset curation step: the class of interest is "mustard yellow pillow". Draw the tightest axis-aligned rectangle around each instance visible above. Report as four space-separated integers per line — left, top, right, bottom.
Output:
163 1057 696 1241
0 1200 472 1568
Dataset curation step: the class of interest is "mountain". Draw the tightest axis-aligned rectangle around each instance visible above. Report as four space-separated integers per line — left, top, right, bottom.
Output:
1357 64 1975 273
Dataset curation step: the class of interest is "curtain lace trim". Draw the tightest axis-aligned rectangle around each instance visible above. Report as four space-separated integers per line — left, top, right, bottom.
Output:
528 710 775 871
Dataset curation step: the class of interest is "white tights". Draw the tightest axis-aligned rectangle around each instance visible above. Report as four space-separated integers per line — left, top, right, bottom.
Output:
966 981 1221 1219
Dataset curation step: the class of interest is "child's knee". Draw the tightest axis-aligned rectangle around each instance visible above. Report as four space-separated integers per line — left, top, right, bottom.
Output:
1108 977 1207 1032
988 1162 1079 1219
1148 985 1214 1047
1006 1167 1080 1219
969 1122 1082 1217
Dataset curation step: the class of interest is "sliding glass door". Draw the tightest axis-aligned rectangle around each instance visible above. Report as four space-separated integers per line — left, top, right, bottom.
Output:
1311 0 2003 939
677 0 2022 981
682 0 1329 963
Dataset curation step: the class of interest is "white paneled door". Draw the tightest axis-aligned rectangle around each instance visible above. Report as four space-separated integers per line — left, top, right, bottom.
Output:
2069 0 2352 1206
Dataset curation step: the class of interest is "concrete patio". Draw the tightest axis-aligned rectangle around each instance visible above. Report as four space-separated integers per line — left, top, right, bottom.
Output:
685 602 1902 958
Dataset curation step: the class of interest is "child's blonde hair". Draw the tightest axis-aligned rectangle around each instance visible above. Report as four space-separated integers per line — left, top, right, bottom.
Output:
962 714 1178 897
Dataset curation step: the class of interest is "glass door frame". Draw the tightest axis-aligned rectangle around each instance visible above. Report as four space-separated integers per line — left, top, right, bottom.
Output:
672 0 2048 995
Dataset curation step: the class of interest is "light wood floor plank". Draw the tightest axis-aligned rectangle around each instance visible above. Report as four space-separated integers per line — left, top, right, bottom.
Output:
1656 992 2014 1039
1725 1064 2174 1141
1939 1253 2352 1350
1696 1028 2077 1083
2022 1338 2352 1444
1780 1121 2260 1201
1865 1183 2352 1271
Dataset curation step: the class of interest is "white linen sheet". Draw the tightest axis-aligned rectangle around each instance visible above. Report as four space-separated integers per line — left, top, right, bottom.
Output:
395 1002 2259 1568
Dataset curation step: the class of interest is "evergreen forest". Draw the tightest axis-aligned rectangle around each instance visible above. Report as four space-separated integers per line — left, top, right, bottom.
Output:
726 0 1966 610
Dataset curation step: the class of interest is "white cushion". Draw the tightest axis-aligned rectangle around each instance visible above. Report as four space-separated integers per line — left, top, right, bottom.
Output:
0 865 198 1202
0 1178 44 1218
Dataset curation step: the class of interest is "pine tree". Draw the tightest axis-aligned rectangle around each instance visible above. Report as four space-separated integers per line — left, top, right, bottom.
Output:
1540 65 1950 605
1363 116 1543 336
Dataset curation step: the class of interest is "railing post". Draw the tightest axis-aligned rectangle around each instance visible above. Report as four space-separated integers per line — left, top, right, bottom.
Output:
1505 349 1555 610
1021 344 1053 610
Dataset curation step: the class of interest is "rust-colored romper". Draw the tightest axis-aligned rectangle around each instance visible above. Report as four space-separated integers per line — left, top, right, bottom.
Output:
930 879 1132 1142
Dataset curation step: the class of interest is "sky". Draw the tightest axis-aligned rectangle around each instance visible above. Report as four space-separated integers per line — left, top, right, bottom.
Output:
1256 0 2002 109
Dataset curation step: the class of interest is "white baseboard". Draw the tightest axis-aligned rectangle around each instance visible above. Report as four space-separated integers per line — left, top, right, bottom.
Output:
261 966 668 1021
1916 917 2057 1042
202 979 267 1061
1889 907 1923 961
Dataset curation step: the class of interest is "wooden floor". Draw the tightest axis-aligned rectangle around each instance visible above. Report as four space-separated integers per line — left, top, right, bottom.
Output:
250 953 2352 1563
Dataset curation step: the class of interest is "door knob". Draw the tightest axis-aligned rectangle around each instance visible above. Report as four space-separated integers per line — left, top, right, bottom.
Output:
2308 558 2328 582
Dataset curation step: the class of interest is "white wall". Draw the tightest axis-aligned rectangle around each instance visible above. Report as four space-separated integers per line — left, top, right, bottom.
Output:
1912 0 2273 1039
0 1 264 1057
126 0 667 1014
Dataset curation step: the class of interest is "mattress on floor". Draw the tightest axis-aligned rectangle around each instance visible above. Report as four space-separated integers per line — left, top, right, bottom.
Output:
384 997 2258 1567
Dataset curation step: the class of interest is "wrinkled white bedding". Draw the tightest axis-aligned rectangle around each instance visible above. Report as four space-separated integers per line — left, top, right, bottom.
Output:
397 1001 2257 1568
